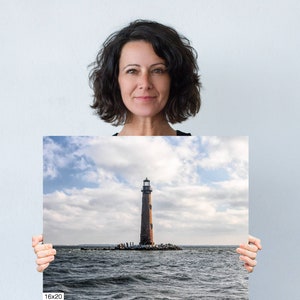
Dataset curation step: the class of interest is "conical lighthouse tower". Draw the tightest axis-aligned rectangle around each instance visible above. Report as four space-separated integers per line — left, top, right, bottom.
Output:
140 178 154 245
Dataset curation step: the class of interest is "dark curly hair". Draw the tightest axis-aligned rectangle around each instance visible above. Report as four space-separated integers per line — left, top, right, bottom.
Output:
89 19 201 126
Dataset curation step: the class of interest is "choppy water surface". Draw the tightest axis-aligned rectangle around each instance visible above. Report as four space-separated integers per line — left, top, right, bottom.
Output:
43 246 248 299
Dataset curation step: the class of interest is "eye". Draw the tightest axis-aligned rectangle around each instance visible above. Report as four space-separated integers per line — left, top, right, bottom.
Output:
126 68 138 74
151 68 167 74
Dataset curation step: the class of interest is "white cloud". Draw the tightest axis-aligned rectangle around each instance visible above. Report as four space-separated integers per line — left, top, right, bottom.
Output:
200 137 248 167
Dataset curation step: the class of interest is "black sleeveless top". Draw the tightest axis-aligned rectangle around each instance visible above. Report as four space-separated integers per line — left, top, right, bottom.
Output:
176 130 191 136
113 130 191 136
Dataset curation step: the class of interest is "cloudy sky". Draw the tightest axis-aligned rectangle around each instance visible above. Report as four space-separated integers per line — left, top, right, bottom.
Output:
43 136 248 246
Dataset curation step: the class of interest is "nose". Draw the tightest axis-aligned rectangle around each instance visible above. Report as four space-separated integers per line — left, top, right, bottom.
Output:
138 72 153 90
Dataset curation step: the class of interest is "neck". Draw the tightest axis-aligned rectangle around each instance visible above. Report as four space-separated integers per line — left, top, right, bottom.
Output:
118 114 176 136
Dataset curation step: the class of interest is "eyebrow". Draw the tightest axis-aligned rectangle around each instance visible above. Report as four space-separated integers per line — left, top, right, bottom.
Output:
121 63 167 71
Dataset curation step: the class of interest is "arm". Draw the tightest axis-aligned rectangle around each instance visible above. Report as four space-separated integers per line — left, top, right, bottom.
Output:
32 235 56 272
236 235 262 273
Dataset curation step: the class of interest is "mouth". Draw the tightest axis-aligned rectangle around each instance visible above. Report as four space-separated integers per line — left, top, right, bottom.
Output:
134 96 156 102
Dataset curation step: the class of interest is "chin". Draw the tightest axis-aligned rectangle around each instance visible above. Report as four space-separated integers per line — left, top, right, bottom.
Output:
129 108 163 119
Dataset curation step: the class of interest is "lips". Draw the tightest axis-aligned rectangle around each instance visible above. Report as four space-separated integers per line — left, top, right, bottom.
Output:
134 96 156 102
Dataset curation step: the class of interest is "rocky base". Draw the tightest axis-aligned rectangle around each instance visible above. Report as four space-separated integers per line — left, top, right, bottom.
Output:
80 243 182 251
115 243 182 251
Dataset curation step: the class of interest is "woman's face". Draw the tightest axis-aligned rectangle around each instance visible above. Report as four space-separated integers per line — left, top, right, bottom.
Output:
118 41 171 120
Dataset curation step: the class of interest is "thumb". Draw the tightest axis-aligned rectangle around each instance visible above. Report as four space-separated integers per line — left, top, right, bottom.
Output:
32 234 43 247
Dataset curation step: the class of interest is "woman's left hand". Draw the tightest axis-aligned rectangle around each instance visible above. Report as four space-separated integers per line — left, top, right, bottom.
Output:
236 235 262 273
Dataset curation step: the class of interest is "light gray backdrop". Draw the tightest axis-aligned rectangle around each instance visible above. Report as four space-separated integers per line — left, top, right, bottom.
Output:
1 0 299 299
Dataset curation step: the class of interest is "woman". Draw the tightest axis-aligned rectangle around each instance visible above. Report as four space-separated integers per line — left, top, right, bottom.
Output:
32 20 262 273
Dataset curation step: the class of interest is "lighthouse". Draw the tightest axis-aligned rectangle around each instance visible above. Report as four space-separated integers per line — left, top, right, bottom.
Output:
140 178 154 245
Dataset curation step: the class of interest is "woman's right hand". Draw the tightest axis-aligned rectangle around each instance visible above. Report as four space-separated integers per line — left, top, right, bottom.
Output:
32 235 56 272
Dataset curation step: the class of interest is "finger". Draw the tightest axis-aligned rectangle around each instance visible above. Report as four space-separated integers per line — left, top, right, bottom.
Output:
239 255 257 268
36 263 50 273
236 247 257 260
239 242 258 252
236 243 258 255
248 235 262 250
36 255 55 266
34 243 53 254
244 263 254 273
32 234 43 247
36 248 56 259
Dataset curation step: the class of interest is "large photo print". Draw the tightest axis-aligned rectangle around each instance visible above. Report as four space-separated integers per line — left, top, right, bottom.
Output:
43 136 248 299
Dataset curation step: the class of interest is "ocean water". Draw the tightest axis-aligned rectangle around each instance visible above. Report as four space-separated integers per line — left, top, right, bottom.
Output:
43 246 248 299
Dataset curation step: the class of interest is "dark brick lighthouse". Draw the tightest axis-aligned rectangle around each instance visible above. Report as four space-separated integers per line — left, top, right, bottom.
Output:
140 178 154 245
